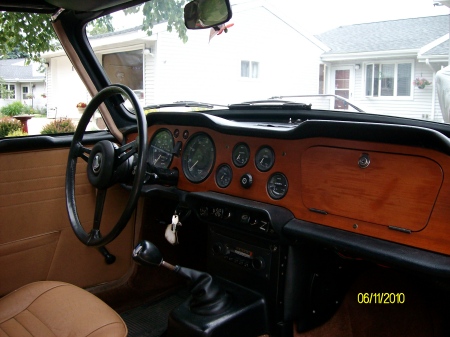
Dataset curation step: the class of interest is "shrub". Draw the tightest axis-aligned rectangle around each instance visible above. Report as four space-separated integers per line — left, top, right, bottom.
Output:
22 105 36 115
6 129 28 137
0 117 23 137
41 118 76 134
0 101 27 117
34 107 47 116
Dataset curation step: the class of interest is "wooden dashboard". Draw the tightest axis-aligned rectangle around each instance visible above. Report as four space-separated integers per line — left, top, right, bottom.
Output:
139 121 450 257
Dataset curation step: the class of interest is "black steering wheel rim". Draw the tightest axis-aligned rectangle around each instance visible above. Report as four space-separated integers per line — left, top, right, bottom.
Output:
65 84 148 247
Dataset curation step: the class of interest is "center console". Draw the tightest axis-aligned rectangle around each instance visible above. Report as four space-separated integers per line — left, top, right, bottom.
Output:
185 192 294 336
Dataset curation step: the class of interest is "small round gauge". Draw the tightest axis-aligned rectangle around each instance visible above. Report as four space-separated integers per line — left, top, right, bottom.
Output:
182 133 215 183
255 146 275 172
267 173 288 200
232 143 250 168
215 164 233 188
149 129 174 168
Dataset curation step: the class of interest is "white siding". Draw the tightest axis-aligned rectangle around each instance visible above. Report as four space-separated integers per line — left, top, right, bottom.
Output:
144 43 156 106
433 82 445 122
47 56 89 119
153 6 324 105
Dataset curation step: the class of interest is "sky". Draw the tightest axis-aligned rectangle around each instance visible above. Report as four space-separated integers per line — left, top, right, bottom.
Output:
271 0 450 34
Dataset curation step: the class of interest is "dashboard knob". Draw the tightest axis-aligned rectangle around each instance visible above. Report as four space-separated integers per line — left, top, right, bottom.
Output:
212 242 226 255
252 256 265 270
240 173 253 189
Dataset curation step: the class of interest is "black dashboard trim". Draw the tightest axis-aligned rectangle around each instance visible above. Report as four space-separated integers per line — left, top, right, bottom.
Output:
283 219 450 278
185 191 294 238
0 131 114 153
146 111 450 156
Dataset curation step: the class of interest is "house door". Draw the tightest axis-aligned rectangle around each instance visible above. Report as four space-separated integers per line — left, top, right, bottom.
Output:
331 67 354 110
21 84 30 103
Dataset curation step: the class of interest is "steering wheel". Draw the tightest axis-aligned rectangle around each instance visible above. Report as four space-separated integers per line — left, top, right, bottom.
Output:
65 84 148 247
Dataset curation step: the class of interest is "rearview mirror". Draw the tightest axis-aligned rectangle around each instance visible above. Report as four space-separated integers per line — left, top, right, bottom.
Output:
184 0 232 29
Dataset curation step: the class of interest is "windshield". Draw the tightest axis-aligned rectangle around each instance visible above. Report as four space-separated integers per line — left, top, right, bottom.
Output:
83 0 450 122
2 0 450 136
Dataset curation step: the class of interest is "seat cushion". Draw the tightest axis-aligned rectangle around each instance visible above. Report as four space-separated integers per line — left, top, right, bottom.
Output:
0 281 127 337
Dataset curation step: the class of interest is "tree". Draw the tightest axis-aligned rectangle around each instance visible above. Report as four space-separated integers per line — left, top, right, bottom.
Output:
126 0 187 43
88 14 115 36
0 12 57 63
0 0 188 63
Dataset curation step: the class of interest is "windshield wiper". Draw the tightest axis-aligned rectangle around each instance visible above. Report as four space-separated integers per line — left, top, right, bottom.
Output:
143 101 228 110
269 95 365 113
228 100 312 110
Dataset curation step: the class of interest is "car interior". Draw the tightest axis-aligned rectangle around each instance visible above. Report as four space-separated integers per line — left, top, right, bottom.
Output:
1 0 450 336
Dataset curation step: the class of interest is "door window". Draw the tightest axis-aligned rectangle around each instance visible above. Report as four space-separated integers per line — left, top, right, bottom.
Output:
334 69 350 109
22 86 29 100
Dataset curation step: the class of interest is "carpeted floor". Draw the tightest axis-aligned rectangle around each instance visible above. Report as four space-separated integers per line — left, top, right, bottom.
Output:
120 288 190 337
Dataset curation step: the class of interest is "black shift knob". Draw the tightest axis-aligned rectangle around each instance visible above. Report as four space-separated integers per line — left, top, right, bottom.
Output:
132 240 163 267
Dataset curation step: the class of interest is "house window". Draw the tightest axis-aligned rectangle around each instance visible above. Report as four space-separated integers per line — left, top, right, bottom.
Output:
0 84 15 99
365 63 411 97
241 61 259 78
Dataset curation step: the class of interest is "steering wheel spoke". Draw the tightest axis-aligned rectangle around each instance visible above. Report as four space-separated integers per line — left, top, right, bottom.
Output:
93 189 107 230
75 142 92 163
66 84 148 247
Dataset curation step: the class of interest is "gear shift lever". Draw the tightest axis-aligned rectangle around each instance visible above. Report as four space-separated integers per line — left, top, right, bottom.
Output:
133 240 231 315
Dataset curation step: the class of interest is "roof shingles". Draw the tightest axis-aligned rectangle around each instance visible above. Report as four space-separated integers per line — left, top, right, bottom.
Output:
317 15 449 54
0 59 44 81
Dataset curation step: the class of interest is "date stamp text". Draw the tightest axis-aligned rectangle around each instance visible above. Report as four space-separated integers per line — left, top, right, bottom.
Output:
357 293 405 304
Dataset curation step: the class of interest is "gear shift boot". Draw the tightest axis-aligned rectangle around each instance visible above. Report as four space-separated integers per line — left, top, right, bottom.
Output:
132 240 231 315
167 279 268 337
132 240 268 336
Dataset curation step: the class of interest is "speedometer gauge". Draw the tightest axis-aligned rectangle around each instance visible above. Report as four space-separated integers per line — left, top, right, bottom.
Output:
149 129 174 168
182 133 215 183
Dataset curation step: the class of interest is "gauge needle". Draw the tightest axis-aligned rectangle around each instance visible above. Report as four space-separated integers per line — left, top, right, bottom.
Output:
189 160 198 171
154 154 161 164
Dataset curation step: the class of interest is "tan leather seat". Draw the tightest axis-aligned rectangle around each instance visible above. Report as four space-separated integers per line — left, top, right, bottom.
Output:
0 281 127 337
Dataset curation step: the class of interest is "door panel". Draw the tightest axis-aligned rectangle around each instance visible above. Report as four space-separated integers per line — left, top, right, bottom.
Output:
0 145 135 296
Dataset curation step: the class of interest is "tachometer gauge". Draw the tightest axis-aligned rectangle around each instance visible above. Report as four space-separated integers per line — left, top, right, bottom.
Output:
255 146 275 172
267 173 288 200
182 133 215 183
215 164 233 188
149 129 174 168
232 143 250 168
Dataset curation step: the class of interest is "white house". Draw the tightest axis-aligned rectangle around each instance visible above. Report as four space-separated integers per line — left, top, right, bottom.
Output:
42 1 328 118
0 59 46 110
316 15 450 122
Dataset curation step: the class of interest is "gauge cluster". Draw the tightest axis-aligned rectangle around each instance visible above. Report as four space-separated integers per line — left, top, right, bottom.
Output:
147 128 289 200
